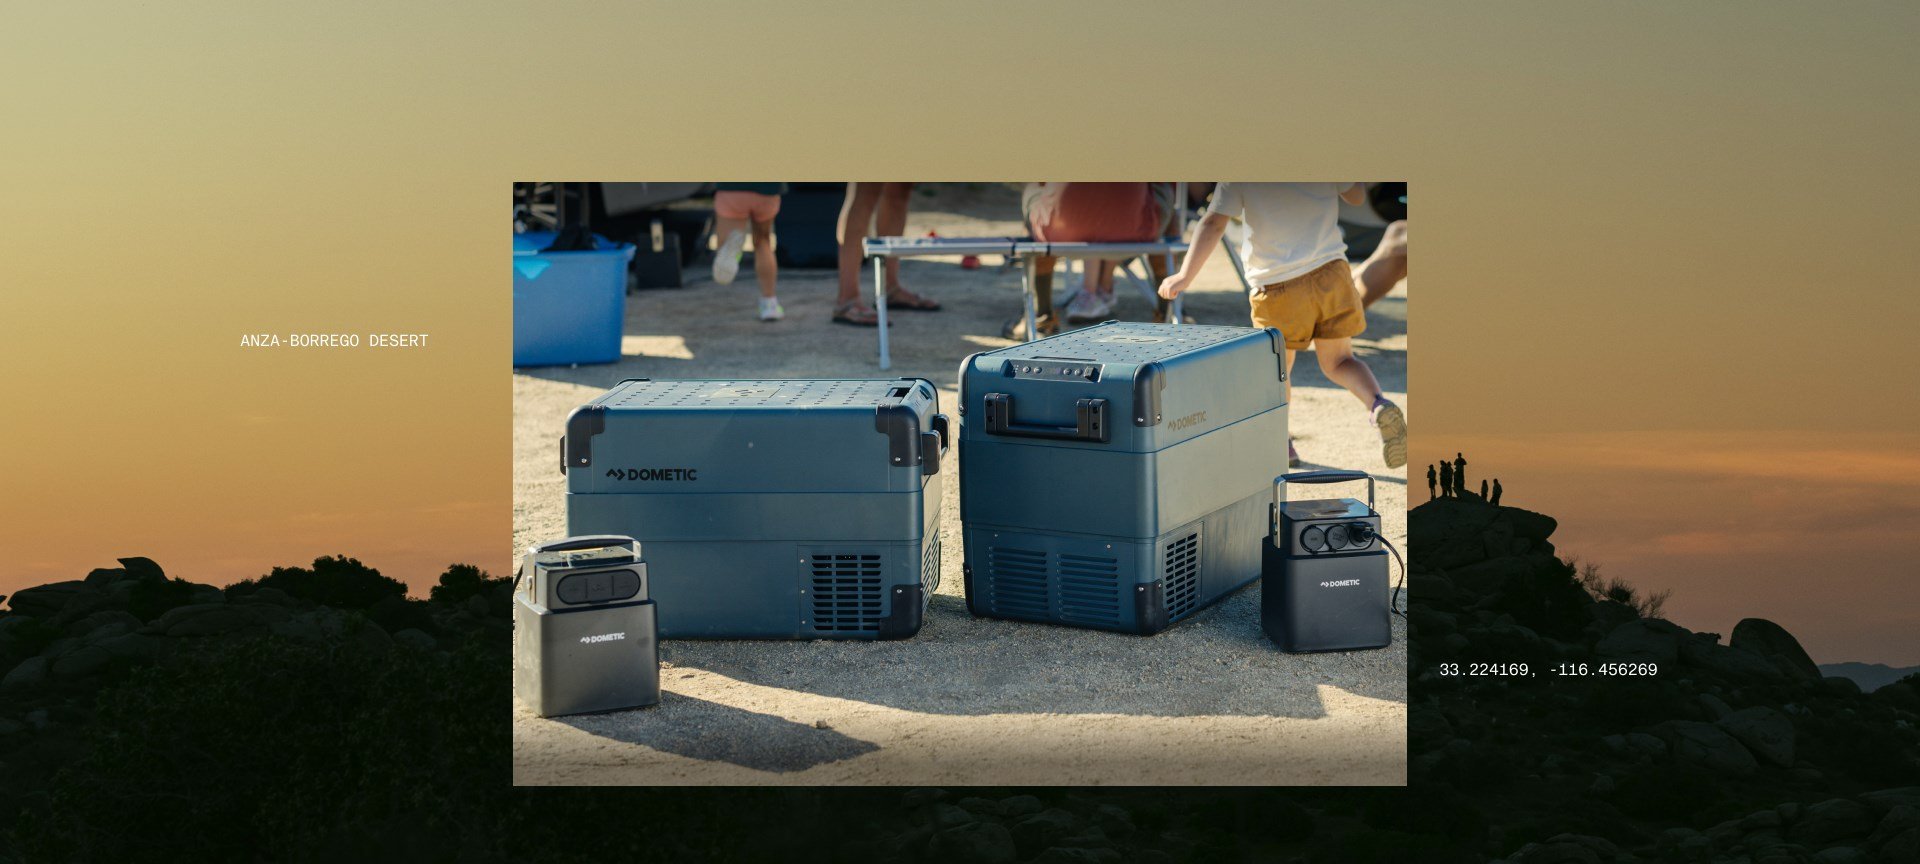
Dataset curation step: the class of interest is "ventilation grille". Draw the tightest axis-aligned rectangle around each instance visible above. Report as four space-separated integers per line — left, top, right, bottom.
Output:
985 547 1122 627
808 552 884 632
985 547 1050 619
1163 531 1202 620
1057 553 1121 626
921 530 942 594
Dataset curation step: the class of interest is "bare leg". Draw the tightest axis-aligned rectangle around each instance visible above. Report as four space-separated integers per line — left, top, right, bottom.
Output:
750 219 777 299
714 216 749 247
874 182 938 308
875 182 912 288
1032 255 1058 326
1353 220 1408 308
1093 259 1115 299
1283 346 1296 405
710 215 750 284
1313 337 1385 407
837 182 885 306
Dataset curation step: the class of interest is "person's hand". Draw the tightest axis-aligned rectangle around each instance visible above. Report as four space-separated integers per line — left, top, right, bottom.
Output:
1158 273 1190 300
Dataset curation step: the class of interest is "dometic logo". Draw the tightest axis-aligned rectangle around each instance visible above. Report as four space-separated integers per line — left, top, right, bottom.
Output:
606 467 699 481
1319 579 1362 588
579 633 626 644
1167 411 1208 431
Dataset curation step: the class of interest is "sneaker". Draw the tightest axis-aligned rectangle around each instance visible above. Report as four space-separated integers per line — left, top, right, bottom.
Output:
1064 289 1113 322
711 229 746 285
1372 398 1407 469
758 297 784 321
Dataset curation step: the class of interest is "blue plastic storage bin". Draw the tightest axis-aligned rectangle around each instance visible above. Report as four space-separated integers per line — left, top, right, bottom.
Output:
512 231 633 367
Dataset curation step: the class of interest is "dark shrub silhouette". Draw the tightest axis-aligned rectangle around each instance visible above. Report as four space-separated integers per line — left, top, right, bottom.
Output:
125 575 201 622
226 555 407 608
429 563 496 605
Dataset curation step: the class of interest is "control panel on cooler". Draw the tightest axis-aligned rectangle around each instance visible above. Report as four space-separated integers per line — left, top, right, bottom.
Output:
1003 357 1103 382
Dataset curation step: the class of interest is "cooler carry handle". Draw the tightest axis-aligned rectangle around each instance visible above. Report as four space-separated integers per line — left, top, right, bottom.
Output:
1273 470 1375 510
921 413 951 475
982 393 1109 443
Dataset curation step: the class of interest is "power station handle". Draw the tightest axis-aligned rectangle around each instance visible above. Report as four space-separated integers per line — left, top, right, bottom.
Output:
1273 470 1375 508
529 535 641 556
982 393 1109 443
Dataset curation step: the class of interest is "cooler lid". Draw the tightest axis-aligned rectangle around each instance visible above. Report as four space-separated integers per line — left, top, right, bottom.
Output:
600 379 905 410
983 321 1256 366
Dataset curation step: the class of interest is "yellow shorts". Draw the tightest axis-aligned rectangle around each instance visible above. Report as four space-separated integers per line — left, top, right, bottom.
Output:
1249 258 1365 350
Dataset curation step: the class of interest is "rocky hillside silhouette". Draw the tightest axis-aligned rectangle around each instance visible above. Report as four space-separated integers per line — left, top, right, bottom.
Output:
1408 495 1920 862
0 556 522 860
3 500 1915 863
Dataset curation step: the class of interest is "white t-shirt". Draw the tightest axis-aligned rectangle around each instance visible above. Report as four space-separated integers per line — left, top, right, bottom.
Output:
1205 182 1354 287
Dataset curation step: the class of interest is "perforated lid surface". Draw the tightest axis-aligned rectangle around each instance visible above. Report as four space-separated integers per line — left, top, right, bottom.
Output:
601 379 899 410
985 322 1256 365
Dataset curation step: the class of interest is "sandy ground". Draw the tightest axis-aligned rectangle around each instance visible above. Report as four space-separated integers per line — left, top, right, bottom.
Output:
512 184 1407 785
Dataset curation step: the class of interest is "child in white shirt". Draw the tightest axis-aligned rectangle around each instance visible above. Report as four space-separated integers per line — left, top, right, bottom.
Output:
1159 182 1406 468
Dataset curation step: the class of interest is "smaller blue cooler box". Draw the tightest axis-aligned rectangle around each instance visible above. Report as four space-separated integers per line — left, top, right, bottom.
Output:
513 231 633 367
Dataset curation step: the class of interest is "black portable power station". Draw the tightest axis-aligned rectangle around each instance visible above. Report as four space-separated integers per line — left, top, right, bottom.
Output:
513 535 661 717
1261 471 1397 653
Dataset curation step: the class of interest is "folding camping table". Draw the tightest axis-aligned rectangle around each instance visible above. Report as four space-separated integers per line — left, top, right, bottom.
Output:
861 236 1191 369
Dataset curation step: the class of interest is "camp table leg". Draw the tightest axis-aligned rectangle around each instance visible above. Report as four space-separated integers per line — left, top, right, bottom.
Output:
1021 254 1039 342
1171 182 1187 326
874 255 891 369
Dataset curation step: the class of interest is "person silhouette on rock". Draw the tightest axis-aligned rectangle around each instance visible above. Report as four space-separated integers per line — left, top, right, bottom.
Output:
1453 452 1468 497
1438 460 1453 498
1491 477 1503 506
1479 478 1489 501
1426 463 1437 500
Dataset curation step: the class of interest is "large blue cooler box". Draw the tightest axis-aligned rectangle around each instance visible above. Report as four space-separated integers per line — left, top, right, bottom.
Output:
512 231 633 367
562 378 948 639
958 322 1287 634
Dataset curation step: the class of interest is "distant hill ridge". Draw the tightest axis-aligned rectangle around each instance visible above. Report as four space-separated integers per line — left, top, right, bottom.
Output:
1820 662 1920 693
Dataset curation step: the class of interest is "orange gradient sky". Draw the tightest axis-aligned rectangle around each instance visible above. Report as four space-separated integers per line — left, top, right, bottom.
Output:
1416 434 1920 666
2 0 1917 667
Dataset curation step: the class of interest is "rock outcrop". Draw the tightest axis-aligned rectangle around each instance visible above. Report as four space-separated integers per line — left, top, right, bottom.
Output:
1410 496 1920 863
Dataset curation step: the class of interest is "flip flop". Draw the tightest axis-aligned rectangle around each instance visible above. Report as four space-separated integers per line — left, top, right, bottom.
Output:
832 302 885 327
885 289 942 311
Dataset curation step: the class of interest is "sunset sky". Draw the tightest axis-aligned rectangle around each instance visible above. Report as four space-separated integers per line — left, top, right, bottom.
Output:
1415 434 1920 666
3 2 1915 666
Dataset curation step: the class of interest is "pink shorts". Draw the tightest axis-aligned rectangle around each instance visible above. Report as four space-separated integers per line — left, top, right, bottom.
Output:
713 191 781 222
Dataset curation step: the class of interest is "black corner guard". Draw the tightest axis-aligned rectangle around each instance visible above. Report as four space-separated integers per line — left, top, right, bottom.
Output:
874 403 923 469
1263 328 1287 380
962 563 983 617
956 351 985 419
563 405 607 472
877 584 926 639
1132 362 1164 427
1134 580 1170 635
